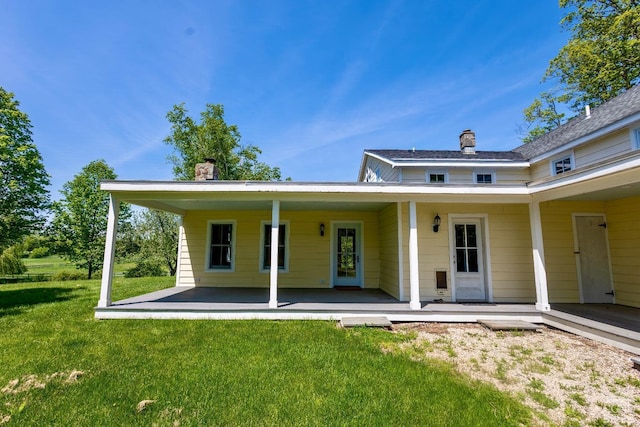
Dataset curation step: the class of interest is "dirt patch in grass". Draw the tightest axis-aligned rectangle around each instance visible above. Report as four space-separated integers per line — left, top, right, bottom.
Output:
1 370 84 424
390 323 640 426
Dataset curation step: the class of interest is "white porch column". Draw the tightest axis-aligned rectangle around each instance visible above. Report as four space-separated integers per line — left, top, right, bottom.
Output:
529 201 550 311
98 195 120 308
175 217 185 287
396 202 405 301
269 200 280 308
408 200 421 310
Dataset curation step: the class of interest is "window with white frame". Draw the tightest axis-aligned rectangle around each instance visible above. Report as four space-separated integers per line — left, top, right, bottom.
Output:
475 172 494 184
428 171 447 183
207 221 235 271
632 128 640 150
260 222 288 271
551 154 574 175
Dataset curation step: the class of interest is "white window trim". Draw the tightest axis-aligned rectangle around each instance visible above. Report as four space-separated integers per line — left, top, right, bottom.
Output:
426 170 449 183
259 220 290 273
205 220 237 273
473 171 496 184
550 152 575 176
631 127 640 150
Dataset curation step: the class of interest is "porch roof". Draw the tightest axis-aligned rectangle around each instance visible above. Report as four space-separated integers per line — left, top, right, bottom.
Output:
100 180 532 214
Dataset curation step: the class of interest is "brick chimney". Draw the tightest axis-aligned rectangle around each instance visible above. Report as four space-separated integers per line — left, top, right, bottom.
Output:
459 129 476 154
195 158 219 181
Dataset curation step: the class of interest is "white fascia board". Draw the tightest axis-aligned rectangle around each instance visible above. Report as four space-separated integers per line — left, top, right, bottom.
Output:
528 155 640 194
101 180 530 197
528 112 640 164
392 160 529 168
364 151 396 166
357 152 396 181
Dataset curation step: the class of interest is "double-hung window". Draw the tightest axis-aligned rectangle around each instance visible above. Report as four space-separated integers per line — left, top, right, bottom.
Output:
428 171 447 183
632 128 640 150
260 222 288 272
475 173 494 184
551 153 574 175
207 221 235 271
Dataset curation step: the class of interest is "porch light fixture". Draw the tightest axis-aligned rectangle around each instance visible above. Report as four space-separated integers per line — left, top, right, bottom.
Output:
320 223 325 236
433 214 441 233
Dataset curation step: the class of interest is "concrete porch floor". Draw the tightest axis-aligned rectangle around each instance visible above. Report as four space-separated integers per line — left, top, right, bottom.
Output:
96 286 542 322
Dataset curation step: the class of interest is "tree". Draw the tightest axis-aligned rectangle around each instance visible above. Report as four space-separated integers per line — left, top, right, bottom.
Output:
519 91 568 143
135 209 180 276
52 160 130 279
164 103 283 181
521 0 639 141
0 244 26 275
0 87 50 250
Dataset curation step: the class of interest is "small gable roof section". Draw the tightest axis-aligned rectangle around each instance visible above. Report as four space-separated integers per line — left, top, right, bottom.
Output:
513 84 640 161
358 149 528 180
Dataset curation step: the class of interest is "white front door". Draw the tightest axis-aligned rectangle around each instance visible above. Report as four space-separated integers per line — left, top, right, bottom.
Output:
574 215 614 303
452 220 486 301
333 223 362 287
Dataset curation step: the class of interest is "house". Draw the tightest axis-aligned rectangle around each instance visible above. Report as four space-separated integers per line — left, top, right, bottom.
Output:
97 85 640 318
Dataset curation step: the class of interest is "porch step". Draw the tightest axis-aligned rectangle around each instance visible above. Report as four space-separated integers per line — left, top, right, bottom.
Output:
478 319 542 332
340 316 392 329
543 310 640 355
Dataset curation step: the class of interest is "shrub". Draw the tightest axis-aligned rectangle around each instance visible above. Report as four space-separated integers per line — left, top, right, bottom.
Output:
29 247 50 258
125 261 165 278
51 270 88 281
0 246 27 274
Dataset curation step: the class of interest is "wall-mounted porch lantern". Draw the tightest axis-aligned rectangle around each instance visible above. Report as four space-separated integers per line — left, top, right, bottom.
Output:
433 214 441 233
320 223 325 236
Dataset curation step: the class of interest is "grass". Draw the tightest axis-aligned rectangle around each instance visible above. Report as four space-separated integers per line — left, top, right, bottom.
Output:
20 255 137 278
0 278 533 426
21 255 76 275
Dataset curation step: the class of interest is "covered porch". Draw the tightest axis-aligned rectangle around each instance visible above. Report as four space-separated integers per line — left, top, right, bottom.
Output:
97 180 543 313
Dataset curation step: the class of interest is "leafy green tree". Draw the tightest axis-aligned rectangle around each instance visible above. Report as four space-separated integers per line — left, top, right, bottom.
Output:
52 160 130 279
519 91 568 143
164 103 282 181
135 209 180 276
522 0 639 141
0 243 26 275
0 87 50 249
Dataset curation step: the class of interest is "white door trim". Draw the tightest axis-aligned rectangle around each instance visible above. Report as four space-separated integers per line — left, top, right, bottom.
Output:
571 213 615 304
448 214 493 303
330 221 364 287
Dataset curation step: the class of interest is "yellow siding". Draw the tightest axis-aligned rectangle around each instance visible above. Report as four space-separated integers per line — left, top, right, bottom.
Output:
540 201 605 302
378 204 399 298
574 129 631 168
400 203 535 302
402 168 426 183
497 168 531 184
530 161 549 181
178 209 381 289
606 196 640 308
449 169 473 184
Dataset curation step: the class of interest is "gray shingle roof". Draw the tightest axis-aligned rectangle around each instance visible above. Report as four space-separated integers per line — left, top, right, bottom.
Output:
513 85 640 160
366 149 526 162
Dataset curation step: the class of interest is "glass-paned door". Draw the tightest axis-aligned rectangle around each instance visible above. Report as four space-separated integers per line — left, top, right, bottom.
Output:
333 223 362 286
452 220 485 301
455 224 479 273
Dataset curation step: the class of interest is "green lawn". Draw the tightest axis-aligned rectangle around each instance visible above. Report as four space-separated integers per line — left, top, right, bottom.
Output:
20 255 136 277
0 278 532 426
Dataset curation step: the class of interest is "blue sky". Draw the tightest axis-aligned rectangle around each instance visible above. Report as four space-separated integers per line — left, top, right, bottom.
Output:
2 1 567 198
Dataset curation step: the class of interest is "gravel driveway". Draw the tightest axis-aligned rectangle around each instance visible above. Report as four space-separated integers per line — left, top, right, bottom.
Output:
390 323 640 426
